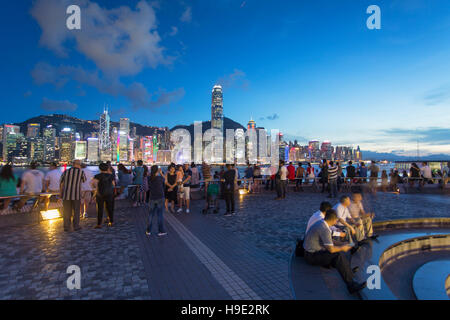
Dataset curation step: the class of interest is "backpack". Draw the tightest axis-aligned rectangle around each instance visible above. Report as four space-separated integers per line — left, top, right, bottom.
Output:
295 238 305 257
97 174 113 197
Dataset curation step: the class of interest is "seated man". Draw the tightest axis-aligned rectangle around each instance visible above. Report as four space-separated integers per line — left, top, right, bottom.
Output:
303 209 367 294
348 193 378 240
306 201 346 241
333 196 359 243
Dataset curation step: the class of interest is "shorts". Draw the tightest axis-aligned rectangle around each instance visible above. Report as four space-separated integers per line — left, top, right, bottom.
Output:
179 186 190 200
81 191 92 201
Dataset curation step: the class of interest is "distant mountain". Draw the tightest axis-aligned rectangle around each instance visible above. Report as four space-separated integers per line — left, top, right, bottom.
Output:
170 117 245 135
12 114 169 137
361 150 450 161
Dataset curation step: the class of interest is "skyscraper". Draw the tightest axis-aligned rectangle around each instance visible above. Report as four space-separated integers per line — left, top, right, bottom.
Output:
27 123 40 138
2 125 21 162
211 85 223 133
43 125 56 162
87 137 99 162
99 107 111 161
119 118 130 162
60 127 74 163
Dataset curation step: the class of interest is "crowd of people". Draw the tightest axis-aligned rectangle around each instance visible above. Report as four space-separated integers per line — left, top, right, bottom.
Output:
300 193 379 294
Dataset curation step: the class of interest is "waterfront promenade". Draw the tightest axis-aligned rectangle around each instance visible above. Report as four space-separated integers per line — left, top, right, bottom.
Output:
0 191 449 300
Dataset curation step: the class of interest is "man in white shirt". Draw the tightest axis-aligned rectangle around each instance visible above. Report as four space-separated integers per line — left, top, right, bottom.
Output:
420 162 432 186
275 160 288 200
81 163 94 218
348 193 378 241
306 201 346 239
16 162 45 210
333 196 357 244
44 162 62 210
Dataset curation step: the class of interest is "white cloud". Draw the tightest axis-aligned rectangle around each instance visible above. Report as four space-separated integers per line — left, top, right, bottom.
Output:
32 63 185 110
180 6 192 23
31 0 172 76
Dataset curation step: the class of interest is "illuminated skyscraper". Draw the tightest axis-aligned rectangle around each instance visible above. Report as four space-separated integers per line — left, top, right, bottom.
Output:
211 85 223 133
99 107 111 161
74 141 87 160
119 118 130 162
87 138 99 162
27 123 40 138
43 125 56 162
60 127 74 163
2 125 21 162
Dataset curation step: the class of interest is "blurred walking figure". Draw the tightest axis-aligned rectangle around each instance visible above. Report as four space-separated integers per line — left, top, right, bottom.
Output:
368 161 379 194
60 160 86 232
16 162 45 211
44 162 61 211
146 165 167 237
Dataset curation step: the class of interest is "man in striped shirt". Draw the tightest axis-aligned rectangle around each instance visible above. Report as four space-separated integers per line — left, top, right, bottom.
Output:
327 161 339 198
60 160 86 232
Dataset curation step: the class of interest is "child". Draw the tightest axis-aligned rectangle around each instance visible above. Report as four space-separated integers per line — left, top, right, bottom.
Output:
202 181 219 214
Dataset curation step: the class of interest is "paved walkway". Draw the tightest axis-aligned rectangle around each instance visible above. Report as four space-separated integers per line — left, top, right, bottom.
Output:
0 191 448 300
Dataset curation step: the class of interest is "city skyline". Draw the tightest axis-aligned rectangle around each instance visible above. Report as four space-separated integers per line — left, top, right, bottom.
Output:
1 0 450 156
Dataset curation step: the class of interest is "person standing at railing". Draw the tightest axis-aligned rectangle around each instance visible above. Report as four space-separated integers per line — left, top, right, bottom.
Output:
306 162 315 185
60 160 86 232
320 159 328 193
117 163 132 199
327 161 338 199
381 170 388 192
145 165 167 237
44 162 62 211
410 163 420 188
223 164 236 216
244 162 254 193
346 161 356 183
0 165 18 213
287 162 296 190
253 164 262 193
16 162 45 211
92 163 116 229
295 163 305 192
358 162 367 184
165 165 178 213
420 162 432 187
80 163 94 219
275 160 287 200
368 161 379 194
132 160 145 207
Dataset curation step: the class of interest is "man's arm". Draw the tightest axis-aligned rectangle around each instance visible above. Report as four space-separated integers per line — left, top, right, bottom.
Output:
325 244 352 254
338 218 356 235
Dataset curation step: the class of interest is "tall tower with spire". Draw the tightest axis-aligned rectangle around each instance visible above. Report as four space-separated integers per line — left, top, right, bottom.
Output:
211 85 223 133
99 106 111 161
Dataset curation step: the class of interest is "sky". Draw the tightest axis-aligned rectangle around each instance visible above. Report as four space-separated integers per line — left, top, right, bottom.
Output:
1 0 450 156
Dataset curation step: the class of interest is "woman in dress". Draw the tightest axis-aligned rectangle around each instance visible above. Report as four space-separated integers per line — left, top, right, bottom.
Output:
165 165 178 213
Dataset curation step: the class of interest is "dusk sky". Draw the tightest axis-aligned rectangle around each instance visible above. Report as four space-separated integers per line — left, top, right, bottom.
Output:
1 0 450 156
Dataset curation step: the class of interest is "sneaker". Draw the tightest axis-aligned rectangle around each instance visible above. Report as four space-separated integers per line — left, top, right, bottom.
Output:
145 230 151 236
158 232 167 236
231 211 236 215
186 209 190 213
177 208 183 213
